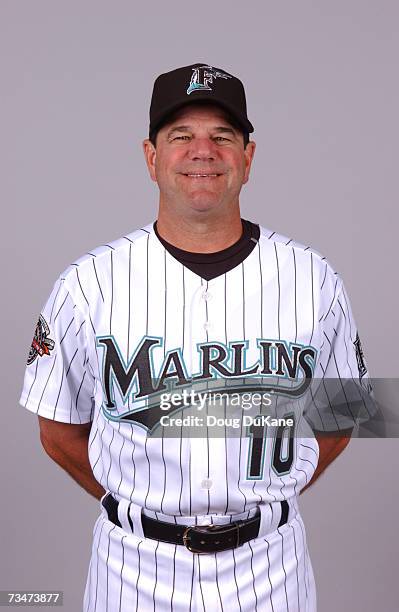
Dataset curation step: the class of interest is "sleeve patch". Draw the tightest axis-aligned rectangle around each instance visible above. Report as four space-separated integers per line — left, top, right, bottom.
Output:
354 332 368 379
27 315 55 365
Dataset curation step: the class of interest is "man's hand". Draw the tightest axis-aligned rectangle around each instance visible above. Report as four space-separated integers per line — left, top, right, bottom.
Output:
300 430 352 494
38 416 106 500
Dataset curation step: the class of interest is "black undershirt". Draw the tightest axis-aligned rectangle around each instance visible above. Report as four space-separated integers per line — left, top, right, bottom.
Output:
153 219 260 281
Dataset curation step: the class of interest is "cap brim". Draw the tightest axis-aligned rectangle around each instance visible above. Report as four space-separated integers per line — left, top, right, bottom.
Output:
150 96 254 137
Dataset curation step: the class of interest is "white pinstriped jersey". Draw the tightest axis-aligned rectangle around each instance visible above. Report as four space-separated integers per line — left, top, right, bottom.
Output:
20 222 371 517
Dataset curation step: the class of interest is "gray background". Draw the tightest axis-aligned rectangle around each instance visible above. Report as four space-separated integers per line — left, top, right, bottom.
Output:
1 1 398 610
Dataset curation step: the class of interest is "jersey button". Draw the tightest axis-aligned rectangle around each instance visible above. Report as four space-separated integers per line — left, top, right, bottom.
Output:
202 291 211 300
203 321 211 331
201 478 212 489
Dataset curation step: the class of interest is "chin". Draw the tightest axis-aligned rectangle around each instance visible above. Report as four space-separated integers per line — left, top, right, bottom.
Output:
184 192 221 211
188 200 221 214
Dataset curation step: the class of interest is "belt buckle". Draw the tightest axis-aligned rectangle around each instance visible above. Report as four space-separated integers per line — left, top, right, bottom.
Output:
182 523 240 554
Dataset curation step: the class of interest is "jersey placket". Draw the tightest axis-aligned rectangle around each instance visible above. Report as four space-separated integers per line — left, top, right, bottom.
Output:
186 274 230 520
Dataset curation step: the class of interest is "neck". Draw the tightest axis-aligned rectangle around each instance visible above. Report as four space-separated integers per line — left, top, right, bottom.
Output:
156 208 243 253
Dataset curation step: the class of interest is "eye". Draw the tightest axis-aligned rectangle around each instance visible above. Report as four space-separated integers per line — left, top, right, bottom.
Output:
214 136 230 142
172 135 190 141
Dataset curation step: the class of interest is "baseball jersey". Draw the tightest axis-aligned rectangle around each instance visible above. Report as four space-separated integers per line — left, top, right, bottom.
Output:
20 222 374 518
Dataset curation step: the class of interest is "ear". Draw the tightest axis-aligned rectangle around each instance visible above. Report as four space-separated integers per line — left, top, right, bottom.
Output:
142 139 157 182
242 141 256 185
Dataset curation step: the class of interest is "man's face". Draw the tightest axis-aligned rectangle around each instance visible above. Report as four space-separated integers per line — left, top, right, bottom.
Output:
143 104 256 216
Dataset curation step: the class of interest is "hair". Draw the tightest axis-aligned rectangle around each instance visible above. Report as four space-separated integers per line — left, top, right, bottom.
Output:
149 106 250 149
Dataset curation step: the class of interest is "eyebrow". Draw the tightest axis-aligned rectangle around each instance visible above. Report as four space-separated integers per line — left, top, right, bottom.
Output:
166 125 238 138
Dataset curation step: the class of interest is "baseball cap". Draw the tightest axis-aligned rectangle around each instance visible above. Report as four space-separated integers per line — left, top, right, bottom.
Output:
149 63 254 139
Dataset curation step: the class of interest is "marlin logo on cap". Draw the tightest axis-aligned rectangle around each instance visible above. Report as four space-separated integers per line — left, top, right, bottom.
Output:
187 65 232 95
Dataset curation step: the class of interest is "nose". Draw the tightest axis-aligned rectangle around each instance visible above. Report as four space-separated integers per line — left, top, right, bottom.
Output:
187 137 217 161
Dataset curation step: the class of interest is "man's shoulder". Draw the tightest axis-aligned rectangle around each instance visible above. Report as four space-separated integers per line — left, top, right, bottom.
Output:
60 223 154 283
258 224 338 273
53 223 154 309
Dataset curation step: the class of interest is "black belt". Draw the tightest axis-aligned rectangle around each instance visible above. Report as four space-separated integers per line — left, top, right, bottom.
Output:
102 494 289 554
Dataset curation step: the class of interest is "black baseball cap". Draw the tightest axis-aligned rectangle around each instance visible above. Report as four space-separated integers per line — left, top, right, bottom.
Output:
149 63 254 139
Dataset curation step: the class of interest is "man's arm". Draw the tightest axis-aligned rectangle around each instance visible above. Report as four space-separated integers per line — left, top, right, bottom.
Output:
38 415 106 501
300 430 352 494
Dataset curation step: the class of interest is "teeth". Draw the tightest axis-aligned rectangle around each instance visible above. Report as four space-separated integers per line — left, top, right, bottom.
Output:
185 174 219 177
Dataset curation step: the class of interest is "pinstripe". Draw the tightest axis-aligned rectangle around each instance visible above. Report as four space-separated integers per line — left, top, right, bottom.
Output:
341 286 353 338
231 546 243 611
75 268 96 335
323 278 339 321
59 318 74 344
93 520 106 611
297 452 317 471
291 523 301 611
178 422 183 516
322 329 336 373
197 556 206 612
331 348 356 420
91 417 107 478
51 366 64 419
337 296 355 378
247 541 258 611
318 376 340 430
264 538 275 612
214 552 225 611
53 291 69 323
65 347 78 377
36 354 58 412
116 435 126 496
118 536 127 611
309 253 315 345
24 360 39 407
300 442 318 457
171 545 177 611
143 425 151 510
130 418 136 495
84 517 102 612
105 524 117 611
105 427 115 491
75 370 86 411
278 529 289 611
92 258 104 302
134 541 142 612
320 262 328 289
75 267 89 306
49 281 63 321
297 519 309 604
189 553 195 611
152 540 160 611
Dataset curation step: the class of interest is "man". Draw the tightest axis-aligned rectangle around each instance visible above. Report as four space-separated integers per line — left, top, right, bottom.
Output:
20 63 373 611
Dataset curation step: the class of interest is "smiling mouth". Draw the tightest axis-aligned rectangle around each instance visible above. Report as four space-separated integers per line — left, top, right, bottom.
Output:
182 173 222 178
